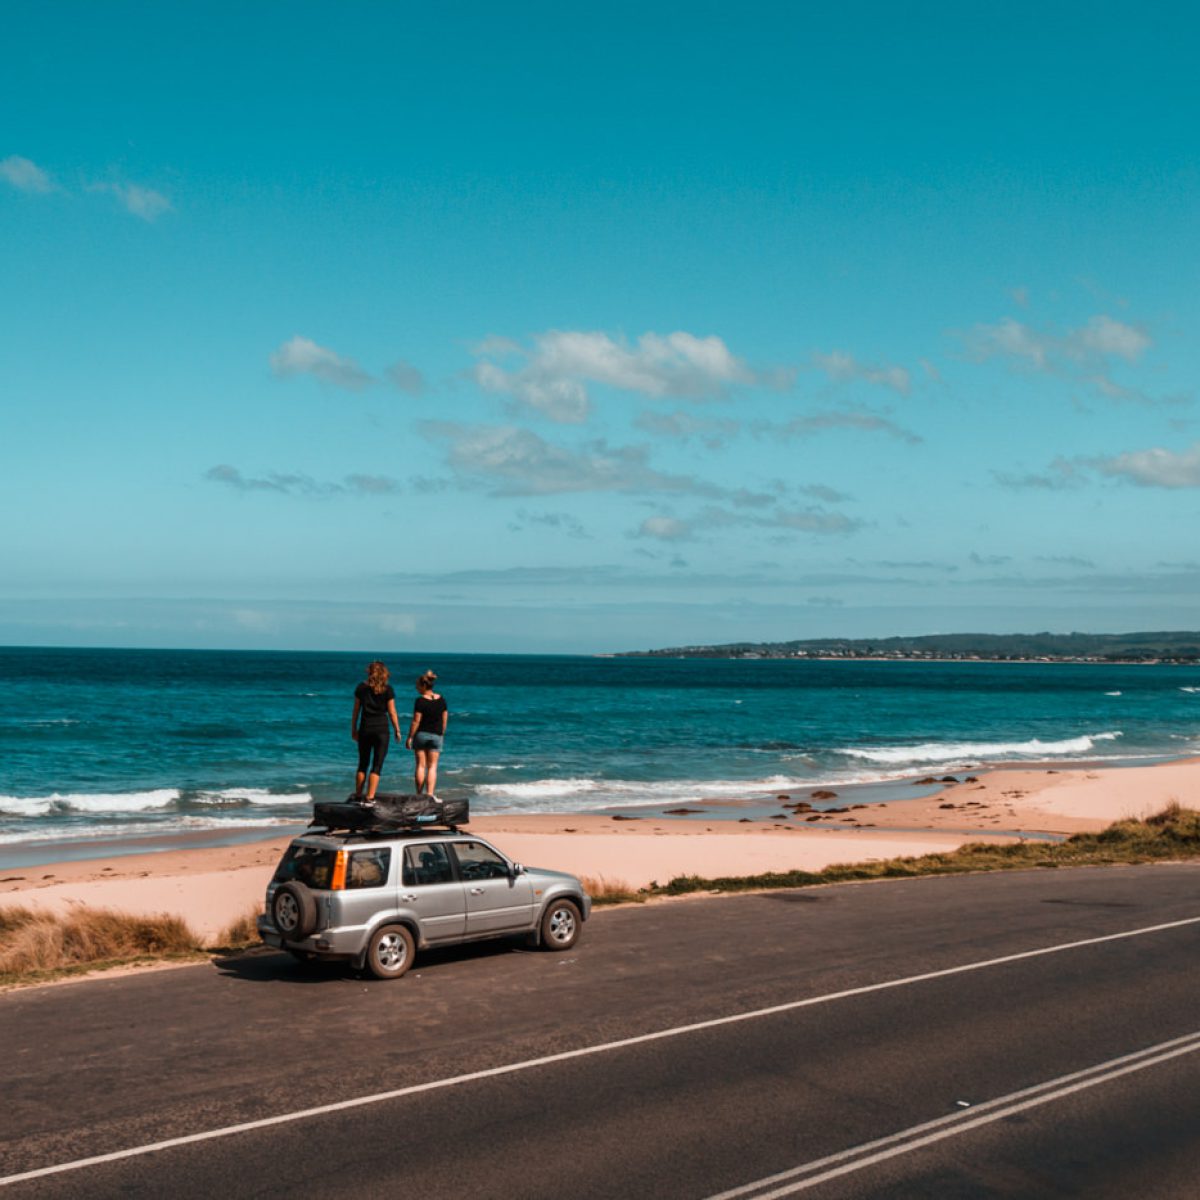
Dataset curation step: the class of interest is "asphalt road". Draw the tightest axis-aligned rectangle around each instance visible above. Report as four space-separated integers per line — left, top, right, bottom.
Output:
2 864 1198 1198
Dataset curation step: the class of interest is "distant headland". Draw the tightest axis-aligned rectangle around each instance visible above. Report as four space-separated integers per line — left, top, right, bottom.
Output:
620 631 1200 664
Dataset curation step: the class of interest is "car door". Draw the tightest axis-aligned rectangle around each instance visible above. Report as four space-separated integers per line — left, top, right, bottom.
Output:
400 842 466 942
451 840 535 935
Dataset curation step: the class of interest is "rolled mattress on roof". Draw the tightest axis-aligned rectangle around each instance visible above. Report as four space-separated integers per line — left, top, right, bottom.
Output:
312 793 469 831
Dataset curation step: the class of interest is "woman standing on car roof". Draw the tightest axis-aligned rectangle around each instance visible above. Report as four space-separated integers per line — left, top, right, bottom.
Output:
351 661 403 800
406 670 449 796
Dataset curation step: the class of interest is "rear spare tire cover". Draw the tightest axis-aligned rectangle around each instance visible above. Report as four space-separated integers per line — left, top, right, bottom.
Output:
272 881 318 939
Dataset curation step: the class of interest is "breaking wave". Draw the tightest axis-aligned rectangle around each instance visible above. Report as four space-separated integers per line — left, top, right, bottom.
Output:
839 731 1123 766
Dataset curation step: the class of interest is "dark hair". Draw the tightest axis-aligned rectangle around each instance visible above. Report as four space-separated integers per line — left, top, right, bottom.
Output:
416 669 437 693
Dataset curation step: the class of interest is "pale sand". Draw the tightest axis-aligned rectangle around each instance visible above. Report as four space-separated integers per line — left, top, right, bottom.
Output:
1 759 1195 946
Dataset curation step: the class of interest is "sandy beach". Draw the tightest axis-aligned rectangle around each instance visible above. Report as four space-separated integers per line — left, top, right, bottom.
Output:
2 758 1196 945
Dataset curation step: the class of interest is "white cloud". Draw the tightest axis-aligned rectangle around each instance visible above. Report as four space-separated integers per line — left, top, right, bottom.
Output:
0 155 54 193
635 503 861 542
270 336 374 391
421 421 778 506
633 409 740 447
206 464 403 496
378 613 417 635
386 360 425 395
471 329 770 422
637 515 692 541
757 410 922 445
813 350 911 395
1077 314 1150 361
1092 442 1200 488
87 181 172 221
963 313 1153 399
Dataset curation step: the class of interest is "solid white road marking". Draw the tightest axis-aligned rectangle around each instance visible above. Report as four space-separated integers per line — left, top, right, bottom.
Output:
1 913 1198 1187
704 1030 1200 1198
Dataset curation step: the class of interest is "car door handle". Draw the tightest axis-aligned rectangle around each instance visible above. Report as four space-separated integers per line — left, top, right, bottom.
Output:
401 893 417 901
468 887 484 895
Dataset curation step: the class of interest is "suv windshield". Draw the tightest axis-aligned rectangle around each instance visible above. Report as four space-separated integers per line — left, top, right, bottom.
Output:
273 844 336 889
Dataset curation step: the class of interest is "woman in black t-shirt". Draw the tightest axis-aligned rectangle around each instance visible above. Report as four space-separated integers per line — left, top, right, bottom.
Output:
351 661 402 800
405 670 449 796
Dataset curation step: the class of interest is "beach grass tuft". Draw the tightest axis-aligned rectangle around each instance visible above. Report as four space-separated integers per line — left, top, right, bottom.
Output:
212 906 265 951
578 874 644 905
653 804 1200 897
0 905 201 985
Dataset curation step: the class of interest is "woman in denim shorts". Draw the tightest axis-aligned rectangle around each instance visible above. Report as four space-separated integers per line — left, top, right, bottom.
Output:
405 670 449 796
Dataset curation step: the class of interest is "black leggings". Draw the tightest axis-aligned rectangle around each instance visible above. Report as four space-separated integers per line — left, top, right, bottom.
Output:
357 730 389 776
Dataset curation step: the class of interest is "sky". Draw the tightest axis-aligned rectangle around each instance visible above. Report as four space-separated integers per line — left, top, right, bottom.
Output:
2 2 1198 654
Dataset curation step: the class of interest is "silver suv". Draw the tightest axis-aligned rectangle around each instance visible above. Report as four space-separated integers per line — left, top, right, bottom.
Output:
258 829 591 979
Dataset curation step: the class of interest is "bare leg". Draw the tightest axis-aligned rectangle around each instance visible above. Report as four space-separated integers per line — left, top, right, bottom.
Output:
424 750 441 797
414 750 427 794
366 772 380 800
355 770 366 797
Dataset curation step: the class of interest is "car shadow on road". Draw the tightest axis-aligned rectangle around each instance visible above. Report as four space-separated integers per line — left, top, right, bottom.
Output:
211 936 530 985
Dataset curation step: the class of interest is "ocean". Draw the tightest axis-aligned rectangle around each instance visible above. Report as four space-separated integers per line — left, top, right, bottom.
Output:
2 646 1199 862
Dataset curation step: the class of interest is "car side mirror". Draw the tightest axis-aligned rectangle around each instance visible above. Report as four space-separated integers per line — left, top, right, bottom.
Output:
508 861 526 877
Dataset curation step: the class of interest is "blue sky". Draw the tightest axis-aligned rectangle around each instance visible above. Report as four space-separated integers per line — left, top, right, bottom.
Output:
3 2 1198 653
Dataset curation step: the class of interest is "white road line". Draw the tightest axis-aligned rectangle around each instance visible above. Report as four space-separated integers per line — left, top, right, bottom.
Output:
1 913 1198 1188
704 1030 1200 1199
706 1030 1200 1199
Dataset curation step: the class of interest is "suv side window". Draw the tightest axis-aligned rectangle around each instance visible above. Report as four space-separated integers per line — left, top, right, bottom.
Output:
403 843 454 886
346 847 391 889
452 841 511 880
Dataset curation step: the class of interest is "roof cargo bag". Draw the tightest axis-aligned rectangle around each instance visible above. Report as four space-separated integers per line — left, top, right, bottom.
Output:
311 793 469 832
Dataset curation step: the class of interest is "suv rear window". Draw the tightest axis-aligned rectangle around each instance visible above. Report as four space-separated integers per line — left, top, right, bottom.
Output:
273 844 336 890
347 847 391 889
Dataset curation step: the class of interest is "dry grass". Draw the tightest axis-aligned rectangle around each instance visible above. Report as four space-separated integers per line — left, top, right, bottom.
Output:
578 874 644 905
211 906 264 951
656 803 1200 897
0 905 201 985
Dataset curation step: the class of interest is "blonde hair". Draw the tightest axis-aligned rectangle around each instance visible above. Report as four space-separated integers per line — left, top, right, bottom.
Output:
366 661 390 694
416 669 437 693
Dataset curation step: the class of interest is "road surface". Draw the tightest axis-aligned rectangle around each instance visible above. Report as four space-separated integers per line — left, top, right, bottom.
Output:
2 863 1198 1197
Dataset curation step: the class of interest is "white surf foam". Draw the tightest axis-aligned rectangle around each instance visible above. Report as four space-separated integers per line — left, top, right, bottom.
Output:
839 731 1123 766
0 789 181 816
191 788 313 807
0 814 299 846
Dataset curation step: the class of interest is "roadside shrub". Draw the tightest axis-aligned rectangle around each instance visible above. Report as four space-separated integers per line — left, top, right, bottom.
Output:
212 907 263 950
578 874 644 905
0 905 199 979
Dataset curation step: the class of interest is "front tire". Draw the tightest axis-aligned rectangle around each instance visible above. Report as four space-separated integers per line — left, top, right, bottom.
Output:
539 899 581 951
366 924 415 980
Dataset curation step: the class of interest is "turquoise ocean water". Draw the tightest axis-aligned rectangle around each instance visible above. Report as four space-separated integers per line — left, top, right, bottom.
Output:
2 646 1199 860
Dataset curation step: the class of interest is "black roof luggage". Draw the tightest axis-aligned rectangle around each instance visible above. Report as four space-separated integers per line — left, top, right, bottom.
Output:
311 793 469 833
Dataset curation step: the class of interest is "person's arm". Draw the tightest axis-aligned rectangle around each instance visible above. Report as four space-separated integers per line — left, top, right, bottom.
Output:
441 700 448 736
351 696 361 740
405 699 420 748
387 698 402 739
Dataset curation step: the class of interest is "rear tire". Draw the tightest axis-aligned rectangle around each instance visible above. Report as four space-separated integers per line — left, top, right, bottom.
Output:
539 899 581 951
272 882 317 939
366 924 415 980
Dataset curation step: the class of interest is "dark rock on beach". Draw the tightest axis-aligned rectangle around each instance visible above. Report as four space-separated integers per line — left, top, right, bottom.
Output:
810 789 838 799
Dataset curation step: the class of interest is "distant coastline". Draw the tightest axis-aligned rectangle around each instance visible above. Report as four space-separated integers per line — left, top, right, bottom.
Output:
620 630 1200 665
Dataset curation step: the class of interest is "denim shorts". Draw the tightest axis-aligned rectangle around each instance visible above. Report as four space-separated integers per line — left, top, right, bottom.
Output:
413 732 443 752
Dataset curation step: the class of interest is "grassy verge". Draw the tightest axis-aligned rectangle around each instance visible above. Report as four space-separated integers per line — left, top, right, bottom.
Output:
0 906 205 988
629 802 1200 901
0 904 267 988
